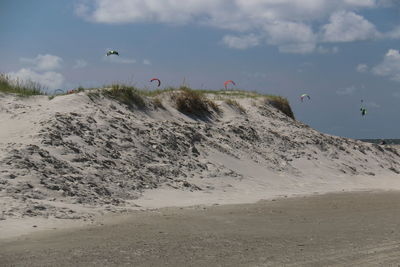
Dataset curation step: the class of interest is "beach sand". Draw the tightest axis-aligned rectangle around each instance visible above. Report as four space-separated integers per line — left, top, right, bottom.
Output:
1 91 400 265
2 191 400 266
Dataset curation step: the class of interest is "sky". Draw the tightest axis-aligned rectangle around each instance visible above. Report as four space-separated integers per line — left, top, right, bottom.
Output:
1 0 400 139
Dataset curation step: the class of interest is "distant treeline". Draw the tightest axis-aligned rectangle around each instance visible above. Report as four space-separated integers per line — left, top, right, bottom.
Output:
360 139 400 145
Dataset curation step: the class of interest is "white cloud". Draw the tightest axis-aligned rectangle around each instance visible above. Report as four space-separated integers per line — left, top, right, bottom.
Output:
74 2 91 17
263 21 317 54
20 54 63 71
143 59 151 65
222 34 260 50
76 0 380 26
372 49 400 82
278 43 316 54
73 59 88 69
344 0 376 7
356 63 368 72
321 11 380 42
7 68 64 90
336 86 357 95
316 46 339 54
385 26 400 39
103 55 136 64
76 0 397 53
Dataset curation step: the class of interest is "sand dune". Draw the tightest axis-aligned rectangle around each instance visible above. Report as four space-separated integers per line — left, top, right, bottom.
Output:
1 90 400 238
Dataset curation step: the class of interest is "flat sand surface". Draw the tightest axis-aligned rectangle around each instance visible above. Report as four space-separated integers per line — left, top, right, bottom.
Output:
2 191 400 266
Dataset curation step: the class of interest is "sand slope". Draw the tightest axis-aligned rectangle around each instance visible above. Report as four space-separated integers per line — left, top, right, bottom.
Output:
1 90 400 237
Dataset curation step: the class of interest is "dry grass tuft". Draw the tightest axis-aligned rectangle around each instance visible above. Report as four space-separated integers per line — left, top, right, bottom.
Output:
173 87 220 116
0 73 44 96
225 99 246 113
265 96 295 119
103 84 146 109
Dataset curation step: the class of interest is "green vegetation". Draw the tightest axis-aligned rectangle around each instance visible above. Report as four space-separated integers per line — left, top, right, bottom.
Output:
137 87 177 97
88 84 293 119
0 74 44 96
102 84 146 109
0 75 293 119
265 95 295 120
172 87 220 116
76 86 85 93
0 75 294 119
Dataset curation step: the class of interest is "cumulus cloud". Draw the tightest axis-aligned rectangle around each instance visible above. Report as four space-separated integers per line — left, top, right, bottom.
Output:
336 86 357 95
75 0 398 53
76 0 380 26
343 0 376 7
143 59 151 65
7 68 64 90
321 11 380 42
372 49 400 82
316 46 339 54
8 54 65 90
222 34 260 50
73 59 88 69
385 26 400 39
20 54 63 71
356 63 368 72
263 21 317 54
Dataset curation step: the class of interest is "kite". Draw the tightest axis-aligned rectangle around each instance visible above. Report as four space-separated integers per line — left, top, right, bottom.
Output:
300 94 310 102
224 80 236 90
150 78 161 87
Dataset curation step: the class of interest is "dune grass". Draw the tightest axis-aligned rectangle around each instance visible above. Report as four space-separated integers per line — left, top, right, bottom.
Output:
196 89 266 100
265 95 295 119
0 74 45 96
0 74 294 119
95 84 293 118
225 99 246 113
78 83 294 119
102 84 146 109
172 87 220 116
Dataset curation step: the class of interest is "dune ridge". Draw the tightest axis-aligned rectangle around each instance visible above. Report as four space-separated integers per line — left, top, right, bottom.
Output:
1 89 400 233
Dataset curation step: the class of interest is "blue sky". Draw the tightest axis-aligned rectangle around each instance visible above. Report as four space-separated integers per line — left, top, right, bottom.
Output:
1 0 400 139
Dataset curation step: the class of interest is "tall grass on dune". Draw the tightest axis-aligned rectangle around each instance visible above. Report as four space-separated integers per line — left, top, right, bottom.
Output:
225 99 246 113
102 84 146 109
0 73 45 96
173 86 221 116
265 95 295 119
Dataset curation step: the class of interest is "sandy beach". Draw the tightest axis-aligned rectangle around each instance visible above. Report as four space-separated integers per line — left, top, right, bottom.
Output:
1 91 400 265
3 1 400 265
1 191 400 266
